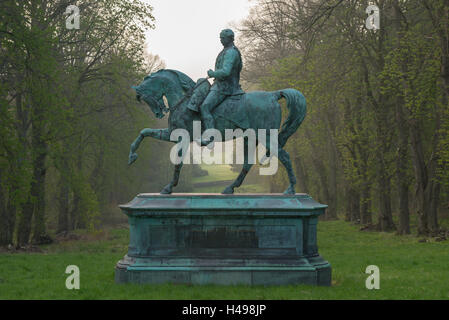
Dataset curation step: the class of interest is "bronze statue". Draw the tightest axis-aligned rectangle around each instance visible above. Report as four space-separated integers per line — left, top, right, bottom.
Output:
129 29 307 195
200 29 244 146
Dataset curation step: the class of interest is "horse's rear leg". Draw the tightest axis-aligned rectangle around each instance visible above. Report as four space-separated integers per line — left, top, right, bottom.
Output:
278 148 296 195
222 139 254 194
261 132 296 194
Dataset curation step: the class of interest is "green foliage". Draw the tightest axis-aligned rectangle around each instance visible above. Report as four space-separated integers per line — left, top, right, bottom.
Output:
238 0 449 229
0 0 178 244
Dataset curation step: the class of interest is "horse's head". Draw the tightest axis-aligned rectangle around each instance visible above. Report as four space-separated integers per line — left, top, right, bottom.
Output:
132 73 168 119
132 69 196 119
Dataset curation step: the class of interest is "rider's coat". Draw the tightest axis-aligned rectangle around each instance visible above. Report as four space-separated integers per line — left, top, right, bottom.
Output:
211 45 244 96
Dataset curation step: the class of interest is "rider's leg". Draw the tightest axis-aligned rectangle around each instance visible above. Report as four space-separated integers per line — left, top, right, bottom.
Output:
200 91 226 130
199 91 226 146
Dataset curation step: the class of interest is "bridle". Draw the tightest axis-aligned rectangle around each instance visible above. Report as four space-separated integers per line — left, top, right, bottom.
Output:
144 94 168 114
168 77 211 112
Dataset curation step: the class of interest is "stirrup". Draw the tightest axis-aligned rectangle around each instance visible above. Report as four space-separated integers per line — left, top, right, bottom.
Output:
194 137 214 149
205 140 215 150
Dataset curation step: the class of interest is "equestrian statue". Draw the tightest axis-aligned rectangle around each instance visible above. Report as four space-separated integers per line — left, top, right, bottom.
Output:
128 29 307 195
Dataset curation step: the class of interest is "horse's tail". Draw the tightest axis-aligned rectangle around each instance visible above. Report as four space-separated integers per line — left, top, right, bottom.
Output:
274 88 307 148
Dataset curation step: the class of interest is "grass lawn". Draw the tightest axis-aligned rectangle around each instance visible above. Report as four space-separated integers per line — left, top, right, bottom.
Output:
194 183 268 193
192 164 270 193
0 220 448 299
192 164 237 184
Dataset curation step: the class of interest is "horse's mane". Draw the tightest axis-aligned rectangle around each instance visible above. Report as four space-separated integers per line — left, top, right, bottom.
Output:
145 69 195 93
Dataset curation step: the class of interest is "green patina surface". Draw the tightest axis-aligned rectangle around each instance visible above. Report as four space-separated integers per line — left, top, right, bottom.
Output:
128 30 307 196
115 193 331 286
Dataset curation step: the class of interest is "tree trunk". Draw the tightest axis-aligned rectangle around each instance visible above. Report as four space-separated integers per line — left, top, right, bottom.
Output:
429 181 440 235
376 169 395 231
396 101 410 234
304 130 331 217
2 174 18 246
30 115 48 244
16 95 48 245
409 120 431 235
17 197 33 246
291 137 309 195
351 190 361 223
315 161 331 217
397 179 410 235
57 178 70 233
67 147 86 230
345 185 360 223
360 183 372 225
375 104 395 232
56 151 71 233
19 148 47 246
294 155 309 194
344 184 351 222
15 95 32 246
359 152 372 225
409 120 439 236
0 173 9 245
326 125 338 220
393 2 411 235
358 20 394 231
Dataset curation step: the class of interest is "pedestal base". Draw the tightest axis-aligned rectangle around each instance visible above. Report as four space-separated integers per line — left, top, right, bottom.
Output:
115 193 331 286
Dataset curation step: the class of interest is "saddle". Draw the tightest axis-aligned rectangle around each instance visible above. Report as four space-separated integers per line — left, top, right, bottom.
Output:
186 78 250 129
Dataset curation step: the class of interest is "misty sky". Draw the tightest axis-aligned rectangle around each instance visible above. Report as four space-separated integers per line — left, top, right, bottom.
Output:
144 0 253 81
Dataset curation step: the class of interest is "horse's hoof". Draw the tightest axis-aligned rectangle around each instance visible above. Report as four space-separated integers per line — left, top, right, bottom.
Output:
260 155 271 164
283 186 295 195
222 186 234 194
128 153 138 165
160 184 173 194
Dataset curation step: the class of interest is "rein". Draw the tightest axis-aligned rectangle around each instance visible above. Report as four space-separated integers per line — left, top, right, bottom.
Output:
169 77 211 112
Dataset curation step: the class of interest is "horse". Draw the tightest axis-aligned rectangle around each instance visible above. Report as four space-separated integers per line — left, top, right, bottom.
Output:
129 69 306 195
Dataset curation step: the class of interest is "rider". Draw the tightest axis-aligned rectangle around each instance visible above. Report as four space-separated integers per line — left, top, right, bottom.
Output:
199 29 244 146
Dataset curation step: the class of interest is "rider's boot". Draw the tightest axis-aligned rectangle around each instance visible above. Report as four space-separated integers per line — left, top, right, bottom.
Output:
199 114 216 149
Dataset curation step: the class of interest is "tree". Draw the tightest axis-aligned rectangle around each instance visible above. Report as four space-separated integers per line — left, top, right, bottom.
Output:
236 0 448 235
0 0 170 245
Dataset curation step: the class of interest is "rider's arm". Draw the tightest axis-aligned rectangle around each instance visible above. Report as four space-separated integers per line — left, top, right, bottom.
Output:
212 49 238 79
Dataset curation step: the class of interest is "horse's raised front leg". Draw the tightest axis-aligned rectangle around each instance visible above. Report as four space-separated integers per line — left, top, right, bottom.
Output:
128 128 170 165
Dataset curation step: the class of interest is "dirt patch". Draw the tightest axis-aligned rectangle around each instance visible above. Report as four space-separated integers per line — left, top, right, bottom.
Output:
0 244 44 254
434 229 448 242
54 229 114 242
359 224 377 232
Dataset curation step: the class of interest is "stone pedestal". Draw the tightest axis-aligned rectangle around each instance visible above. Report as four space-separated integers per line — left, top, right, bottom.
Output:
115 193 331 286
